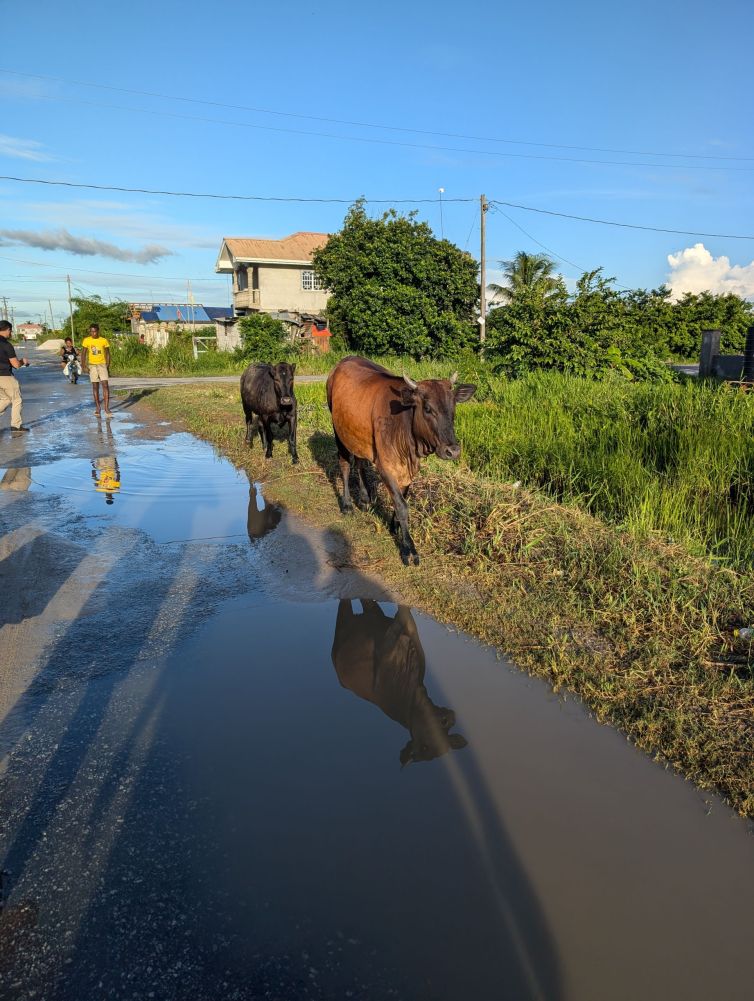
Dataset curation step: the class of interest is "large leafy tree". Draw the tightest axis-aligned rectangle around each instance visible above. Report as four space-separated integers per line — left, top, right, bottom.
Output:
312 200 479 358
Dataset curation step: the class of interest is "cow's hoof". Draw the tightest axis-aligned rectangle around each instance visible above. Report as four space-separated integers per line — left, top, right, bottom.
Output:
265 453 273 460
411 552 421 567
291 455 299 465
341 501 354 514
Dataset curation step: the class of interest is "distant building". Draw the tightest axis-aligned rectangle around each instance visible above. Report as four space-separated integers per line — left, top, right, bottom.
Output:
215 232 330 315
129 303 233 347
17 323 44 340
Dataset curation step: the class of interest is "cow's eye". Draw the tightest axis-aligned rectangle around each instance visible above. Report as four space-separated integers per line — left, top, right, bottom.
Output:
423 404 433 417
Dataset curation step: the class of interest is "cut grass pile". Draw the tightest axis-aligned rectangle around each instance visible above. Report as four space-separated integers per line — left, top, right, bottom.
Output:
136 381 754 817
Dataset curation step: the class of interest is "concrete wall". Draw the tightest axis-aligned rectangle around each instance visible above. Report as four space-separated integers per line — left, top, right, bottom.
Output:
216 321 242 352
234 263 328 313
136 320 218 349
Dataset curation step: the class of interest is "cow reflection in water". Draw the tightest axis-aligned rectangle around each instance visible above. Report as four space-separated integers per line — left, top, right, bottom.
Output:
332 599 467 764
246 482 282 540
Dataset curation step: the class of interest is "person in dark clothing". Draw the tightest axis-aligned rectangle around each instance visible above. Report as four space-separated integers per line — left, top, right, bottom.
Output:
0 321 30 434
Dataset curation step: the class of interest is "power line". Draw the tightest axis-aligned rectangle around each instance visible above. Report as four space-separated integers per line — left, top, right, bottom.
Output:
490 204 585 273
489 204 634 291
16 91 754 173
0 175 468 204
3 67 752 163
1 175 752 241
490 199 754 241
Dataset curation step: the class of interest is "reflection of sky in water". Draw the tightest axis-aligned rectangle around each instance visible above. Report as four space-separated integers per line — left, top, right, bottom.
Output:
25 432 252 544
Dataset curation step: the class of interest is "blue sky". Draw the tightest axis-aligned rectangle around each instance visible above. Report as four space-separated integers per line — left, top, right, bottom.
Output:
2 0 753 322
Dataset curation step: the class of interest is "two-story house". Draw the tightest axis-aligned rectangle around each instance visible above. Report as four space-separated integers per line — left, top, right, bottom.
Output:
215 232 330 316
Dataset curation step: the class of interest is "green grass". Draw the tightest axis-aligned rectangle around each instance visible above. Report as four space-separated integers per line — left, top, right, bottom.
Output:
133 381 754 817
454 372 754 566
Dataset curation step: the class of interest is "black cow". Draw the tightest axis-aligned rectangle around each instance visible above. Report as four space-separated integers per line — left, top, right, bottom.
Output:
331 599 467 765
240 362 298 464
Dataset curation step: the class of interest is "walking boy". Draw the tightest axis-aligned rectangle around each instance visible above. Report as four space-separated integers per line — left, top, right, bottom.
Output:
0 320 30 435
81 324 112 417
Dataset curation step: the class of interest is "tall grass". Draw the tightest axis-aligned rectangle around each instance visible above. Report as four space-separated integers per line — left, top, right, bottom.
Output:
455 372 754 565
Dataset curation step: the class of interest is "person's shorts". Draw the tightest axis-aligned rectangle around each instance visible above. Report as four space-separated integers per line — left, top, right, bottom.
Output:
88 364 109 383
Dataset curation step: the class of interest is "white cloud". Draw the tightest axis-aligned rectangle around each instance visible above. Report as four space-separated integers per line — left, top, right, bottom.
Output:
666 243 754 300
0 133 56 162
0 227 173 264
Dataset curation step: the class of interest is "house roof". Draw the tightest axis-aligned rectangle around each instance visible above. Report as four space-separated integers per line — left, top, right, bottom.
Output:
217 231 329 268
135 304 231 324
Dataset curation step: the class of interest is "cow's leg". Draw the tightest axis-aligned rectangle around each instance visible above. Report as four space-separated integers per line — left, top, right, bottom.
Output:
287 412 299 465
333 429 354 513
244 408 257 445
355 460 372 508
261 417 273 459
379 470 419 566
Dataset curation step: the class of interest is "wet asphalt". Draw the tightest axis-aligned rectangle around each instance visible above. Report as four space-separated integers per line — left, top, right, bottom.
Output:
2 350 754 1001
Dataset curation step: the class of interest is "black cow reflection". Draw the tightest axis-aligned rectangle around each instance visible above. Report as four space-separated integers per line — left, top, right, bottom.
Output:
246 482 282 540
332 599 467 765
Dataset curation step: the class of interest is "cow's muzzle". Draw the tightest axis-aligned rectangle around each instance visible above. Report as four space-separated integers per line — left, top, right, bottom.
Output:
438 443 461 461
280 396 293 407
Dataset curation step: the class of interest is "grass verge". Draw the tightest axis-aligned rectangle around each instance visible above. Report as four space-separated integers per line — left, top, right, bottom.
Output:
133 382 754 817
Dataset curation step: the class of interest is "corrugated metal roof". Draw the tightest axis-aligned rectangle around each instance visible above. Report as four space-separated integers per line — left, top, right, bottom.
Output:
222 232 329 264
134 304 232 324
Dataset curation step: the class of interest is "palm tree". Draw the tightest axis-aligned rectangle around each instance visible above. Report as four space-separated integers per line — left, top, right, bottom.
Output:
488 251 559 304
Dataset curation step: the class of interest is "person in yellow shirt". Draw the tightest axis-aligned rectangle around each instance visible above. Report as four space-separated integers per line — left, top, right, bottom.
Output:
91 455 121 505
81 323 113 418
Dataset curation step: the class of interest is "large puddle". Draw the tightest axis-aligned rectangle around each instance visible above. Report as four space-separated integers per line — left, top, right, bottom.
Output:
1 430 281 545
3 593 754 999
3 372 754 999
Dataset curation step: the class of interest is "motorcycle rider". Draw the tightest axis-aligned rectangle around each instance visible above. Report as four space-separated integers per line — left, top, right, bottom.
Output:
60 337 80 378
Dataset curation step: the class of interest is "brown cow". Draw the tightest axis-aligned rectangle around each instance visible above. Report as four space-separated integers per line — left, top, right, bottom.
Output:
326 356 475 565
331 599 467 765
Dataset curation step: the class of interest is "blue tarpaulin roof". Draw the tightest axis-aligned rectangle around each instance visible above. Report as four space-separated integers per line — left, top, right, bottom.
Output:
137 304 232 324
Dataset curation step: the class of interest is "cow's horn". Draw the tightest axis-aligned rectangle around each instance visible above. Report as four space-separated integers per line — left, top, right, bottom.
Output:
403 374 418 390
450 371 458 385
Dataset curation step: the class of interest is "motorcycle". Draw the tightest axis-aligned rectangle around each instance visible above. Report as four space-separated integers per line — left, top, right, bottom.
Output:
63 355 81 384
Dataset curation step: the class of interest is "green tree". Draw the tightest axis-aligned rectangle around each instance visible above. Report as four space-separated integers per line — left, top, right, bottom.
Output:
69 296 130 340
489 251 560 304
236 312 289 361
312 200 479 358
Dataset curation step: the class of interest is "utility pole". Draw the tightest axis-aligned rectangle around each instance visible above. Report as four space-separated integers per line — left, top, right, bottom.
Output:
66 275 76 344
438 187 445 239
479 194 488 346
1 296 8 322
48 300 56 332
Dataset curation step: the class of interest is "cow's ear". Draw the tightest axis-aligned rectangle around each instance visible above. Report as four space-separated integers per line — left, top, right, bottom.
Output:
454 383 476 404
400 387 417 407
290 363 296 374
449 733 468 751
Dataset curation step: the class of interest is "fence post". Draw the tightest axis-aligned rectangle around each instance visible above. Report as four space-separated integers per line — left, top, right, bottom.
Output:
743 325 754 383
699 329 721 377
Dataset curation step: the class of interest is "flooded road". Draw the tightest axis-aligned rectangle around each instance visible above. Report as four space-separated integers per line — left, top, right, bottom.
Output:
2 352 754 1000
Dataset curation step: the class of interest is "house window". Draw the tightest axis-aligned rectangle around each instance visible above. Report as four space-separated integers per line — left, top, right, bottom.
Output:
301 270 325 291
236 267 248 291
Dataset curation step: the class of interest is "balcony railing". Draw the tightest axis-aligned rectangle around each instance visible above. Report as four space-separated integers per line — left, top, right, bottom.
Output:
234 288 261 309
